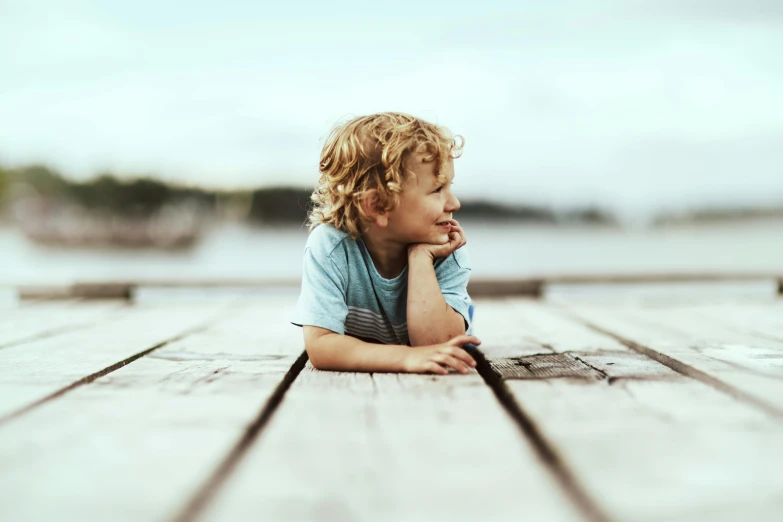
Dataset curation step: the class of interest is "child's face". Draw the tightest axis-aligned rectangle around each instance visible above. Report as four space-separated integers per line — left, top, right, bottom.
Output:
384 153 461 246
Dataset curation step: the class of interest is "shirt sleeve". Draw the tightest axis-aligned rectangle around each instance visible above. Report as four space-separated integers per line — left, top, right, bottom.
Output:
290 247 349 334
435 245 473 332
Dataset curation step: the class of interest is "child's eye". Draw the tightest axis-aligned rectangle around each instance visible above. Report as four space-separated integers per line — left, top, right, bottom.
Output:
434 181 453 194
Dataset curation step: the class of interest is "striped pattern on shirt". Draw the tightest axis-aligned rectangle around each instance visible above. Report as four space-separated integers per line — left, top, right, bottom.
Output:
345 306 409 345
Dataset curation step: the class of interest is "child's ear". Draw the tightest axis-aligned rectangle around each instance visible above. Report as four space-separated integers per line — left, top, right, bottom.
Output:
361 189 389 227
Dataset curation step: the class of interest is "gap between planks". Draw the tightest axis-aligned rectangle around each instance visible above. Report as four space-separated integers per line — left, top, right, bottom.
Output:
0 325 208 425
549 303 783 421
18 295 745 521
476 298 783 520
9 296 742 521
176 349 606 522
468 346 611 522
0 298 306 522
0 300 129 352
172 350 309 522
0 300 243 426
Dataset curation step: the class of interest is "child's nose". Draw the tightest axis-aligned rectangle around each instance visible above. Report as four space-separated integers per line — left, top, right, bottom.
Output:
446 194 461 212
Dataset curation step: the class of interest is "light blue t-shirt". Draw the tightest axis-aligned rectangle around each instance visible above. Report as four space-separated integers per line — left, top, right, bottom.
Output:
291 223 472 345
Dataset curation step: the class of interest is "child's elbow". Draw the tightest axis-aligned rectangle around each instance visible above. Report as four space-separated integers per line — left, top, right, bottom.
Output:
305 345 328 370
302 326 334 370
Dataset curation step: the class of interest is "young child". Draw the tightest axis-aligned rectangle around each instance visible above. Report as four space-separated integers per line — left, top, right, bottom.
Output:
291 112 481 375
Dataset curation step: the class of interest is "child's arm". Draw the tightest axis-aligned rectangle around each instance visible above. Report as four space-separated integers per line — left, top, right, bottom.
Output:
406 219 470 347
304 326 479 374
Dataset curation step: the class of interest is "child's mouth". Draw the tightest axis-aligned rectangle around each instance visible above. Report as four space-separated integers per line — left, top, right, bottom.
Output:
436 222 451 228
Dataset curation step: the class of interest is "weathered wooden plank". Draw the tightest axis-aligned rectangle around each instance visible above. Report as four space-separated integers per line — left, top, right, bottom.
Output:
0 300 123 349
197 364 585 522
470 298 556 357
559 302 783 418
0 298 304 522
508 300 629 353
470 298 629 362
683 302 783 343
490 353 604 380
480 301 783 521
620 303 783 368
572 351 681 381
0 299 234 422
505 377 783 521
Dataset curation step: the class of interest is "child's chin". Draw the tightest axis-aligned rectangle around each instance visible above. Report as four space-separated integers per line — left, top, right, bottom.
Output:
420 230 449 244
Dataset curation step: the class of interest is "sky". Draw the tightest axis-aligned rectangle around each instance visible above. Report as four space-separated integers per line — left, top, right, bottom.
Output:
1 0 782 222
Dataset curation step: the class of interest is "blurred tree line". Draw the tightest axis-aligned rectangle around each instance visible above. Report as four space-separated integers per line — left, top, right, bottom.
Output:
0 162 621 225
14 165 212 216
0 163 317 224
0 165 9 201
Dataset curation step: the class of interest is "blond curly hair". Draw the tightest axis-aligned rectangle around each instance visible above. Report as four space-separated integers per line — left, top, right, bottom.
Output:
308 112 464 239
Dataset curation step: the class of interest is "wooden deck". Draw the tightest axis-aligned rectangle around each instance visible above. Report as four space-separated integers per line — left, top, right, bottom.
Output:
1 287 782 522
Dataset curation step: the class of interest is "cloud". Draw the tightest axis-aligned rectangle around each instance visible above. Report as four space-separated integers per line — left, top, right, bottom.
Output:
0 1 782 218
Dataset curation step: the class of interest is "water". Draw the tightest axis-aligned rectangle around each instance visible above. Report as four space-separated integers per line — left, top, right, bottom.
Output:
1 219 782 287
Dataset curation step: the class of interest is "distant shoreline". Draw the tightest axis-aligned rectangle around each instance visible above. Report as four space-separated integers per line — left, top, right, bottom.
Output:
1 163 781 228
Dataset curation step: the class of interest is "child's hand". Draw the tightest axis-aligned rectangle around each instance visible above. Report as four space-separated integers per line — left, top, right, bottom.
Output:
408 219 467 261
403 335 481 375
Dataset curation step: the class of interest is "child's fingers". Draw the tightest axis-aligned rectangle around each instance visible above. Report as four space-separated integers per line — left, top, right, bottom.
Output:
439 344 477 367
448 226 466 247
454 348 477 367
454 227 467 244
425 362 449 375
450 335 481 347
433 353 471 374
